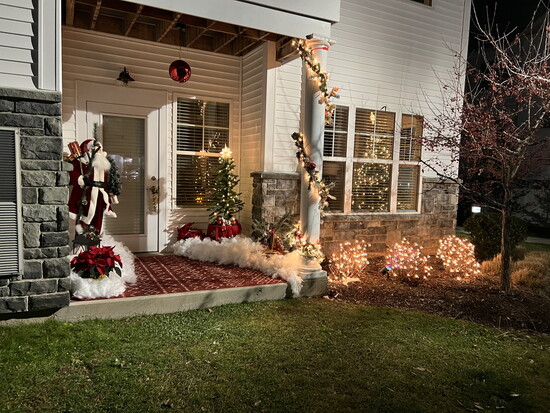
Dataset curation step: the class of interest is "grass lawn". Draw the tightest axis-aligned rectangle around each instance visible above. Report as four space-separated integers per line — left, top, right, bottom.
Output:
522 242 550 253
1 299 549 412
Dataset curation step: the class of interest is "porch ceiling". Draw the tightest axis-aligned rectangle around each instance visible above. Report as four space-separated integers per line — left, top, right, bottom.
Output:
64 0 296 59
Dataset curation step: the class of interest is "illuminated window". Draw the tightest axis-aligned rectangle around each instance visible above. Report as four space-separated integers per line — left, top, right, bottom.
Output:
175 98 230 207
322 106 423 213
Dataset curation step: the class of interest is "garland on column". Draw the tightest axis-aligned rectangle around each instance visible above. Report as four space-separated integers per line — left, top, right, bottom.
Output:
293 38 339 125
292 132 335 211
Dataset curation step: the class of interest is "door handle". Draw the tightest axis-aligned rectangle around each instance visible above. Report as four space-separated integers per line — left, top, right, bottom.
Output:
147 176 159 213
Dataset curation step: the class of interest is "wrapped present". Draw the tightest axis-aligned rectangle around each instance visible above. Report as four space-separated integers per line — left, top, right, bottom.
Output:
207 220 241 241
177 223 204 240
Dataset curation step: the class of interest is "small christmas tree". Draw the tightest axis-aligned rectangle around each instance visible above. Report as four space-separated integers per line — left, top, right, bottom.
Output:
208 146 244 222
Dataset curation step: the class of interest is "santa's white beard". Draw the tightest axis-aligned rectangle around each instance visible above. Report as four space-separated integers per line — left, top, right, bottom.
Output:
92 151 111 171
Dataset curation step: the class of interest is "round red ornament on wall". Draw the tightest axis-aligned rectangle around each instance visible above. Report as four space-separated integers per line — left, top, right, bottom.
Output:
169 60 191 83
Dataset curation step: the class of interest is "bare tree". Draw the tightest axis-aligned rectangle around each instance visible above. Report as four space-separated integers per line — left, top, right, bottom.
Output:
423 4 550 294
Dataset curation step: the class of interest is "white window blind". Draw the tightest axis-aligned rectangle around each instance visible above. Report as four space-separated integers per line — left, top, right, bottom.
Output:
397 165 420 210
352 163 391 212
0 129 21 277
400 114 423 161
176 98 230 208
322 161 346 212
323 106 348 157
354 109 395 159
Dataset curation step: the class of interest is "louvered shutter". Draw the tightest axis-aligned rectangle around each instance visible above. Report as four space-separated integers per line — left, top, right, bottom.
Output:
0 129 21 277
321 161 346 212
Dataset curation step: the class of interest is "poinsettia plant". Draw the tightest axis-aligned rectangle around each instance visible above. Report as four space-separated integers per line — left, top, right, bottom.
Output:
70 246 123 279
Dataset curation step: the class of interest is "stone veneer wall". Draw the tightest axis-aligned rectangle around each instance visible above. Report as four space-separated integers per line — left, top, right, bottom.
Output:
0 88 70 314
320 179 458 257
251 172 301 224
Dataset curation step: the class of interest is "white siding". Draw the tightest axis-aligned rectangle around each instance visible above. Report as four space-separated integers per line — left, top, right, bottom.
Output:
268 0 470 178
62 27 241 250
0 1 36 89
240 45 266 232
328 0 471 178
272 58 302 173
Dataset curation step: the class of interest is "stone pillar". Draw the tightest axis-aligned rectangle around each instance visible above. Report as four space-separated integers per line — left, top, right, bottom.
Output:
300 37 330 243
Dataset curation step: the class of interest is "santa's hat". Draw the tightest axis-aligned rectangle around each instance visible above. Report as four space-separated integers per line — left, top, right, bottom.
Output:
80 139 103 154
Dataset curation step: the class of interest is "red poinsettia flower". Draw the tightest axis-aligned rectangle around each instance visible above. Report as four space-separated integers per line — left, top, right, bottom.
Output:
70 245 123 279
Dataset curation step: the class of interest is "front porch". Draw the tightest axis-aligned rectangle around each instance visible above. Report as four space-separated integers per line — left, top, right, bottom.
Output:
55 254 327 321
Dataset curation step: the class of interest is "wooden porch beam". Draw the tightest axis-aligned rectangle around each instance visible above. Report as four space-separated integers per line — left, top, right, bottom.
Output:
186 20 215 48
66 0 76 26
235 31 270 55
90 0 102 30
124 4 144 36
156 12 181 42
213 26 246 53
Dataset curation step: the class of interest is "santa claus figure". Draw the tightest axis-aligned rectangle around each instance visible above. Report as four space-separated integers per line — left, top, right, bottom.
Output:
67 139 119 238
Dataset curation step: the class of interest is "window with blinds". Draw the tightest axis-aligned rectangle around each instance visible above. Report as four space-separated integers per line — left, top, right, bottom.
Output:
324 106 348 157
0 129 21 277
400 114 423 161
176 98 230 207
354 109 395 159
352 163 391 212
397 165 420 210
322 105 423 214
321 161 346 212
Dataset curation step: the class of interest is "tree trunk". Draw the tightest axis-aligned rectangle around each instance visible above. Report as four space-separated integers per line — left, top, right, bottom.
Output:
500 203 513 294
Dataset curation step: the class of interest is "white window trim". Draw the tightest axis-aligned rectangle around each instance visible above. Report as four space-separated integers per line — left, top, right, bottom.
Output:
323 104 423 215
171 94 235 211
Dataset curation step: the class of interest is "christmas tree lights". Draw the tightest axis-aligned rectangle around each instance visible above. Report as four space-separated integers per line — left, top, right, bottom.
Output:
385 238 432 281
436 235 481 280
208 146 244 222
329 240 370 282
292 38 339 125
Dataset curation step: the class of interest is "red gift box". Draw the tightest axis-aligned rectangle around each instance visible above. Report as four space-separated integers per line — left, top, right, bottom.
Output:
207 221 242 241
177 223 204 240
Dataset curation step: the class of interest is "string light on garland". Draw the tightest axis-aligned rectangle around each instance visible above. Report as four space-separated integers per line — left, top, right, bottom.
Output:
292 38 339 125
385 238 432 281
292 132 335 211
288 221 325 260
436 235 481 280
328 240 370 282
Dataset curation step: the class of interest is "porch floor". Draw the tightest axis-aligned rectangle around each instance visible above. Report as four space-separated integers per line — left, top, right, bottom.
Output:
55 255 293 322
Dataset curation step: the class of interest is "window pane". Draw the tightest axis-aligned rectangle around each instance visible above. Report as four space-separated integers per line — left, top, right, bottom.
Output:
354 109 395 159
176 155 218 207
322 161 346 212
177 98 203 125
324 106 348 157
103 116 145 235
400 114 423 161
352 163 391 212
177 125 203 152
204 129 229 153
397 165 420 210
204 101 230 128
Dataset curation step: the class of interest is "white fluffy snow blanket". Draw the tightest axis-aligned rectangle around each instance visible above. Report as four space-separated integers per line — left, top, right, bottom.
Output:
173 236 305 296
70 234 137 299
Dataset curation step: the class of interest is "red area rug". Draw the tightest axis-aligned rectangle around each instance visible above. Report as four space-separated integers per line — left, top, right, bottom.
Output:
121 255 286 298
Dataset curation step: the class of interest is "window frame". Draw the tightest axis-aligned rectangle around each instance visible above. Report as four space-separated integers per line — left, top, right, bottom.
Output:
322 105 423 215
172 94 235 210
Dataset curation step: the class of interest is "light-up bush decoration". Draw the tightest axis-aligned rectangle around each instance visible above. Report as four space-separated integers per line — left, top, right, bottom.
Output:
328 240 370 282
437 235 481 280
385 238 431 281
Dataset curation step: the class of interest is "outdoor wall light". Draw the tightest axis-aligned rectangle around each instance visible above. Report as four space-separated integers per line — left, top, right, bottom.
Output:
117 67 135 86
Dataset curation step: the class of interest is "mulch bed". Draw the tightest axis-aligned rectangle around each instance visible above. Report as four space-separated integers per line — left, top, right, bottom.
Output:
326 257 550 334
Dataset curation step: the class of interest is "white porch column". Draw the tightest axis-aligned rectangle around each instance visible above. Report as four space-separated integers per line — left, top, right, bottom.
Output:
300 36 330 243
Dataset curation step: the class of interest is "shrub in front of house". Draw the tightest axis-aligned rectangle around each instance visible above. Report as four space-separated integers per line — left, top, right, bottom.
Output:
463 212 527 261
436 235 481 279
385 239 431 282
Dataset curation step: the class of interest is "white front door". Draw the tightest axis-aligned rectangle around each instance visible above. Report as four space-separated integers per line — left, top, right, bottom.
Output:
87 102 159 252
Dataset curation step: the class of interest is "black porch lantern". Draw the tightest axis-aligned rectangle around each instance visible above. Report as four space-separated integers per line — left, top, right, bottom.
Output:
117 67 135 85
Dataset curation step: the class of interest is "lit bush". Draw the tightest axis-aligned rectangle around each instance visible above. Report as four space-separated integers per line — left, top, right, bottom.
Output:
436 235 481 279
385 239 431 281
328 240 370 282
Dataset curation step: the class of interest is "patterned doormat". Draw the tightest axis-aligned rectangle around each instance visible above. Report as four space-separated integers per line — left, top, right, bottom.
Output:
119 255 286 298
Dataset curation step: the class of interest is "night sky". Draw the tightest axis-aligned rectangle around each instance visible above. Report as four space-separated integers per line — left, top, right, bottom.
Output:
469 0 548 50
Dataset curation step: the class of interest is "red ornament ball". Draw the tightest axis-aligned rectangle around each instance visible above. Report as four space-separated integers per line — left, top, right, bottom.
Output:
169 60 191 83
